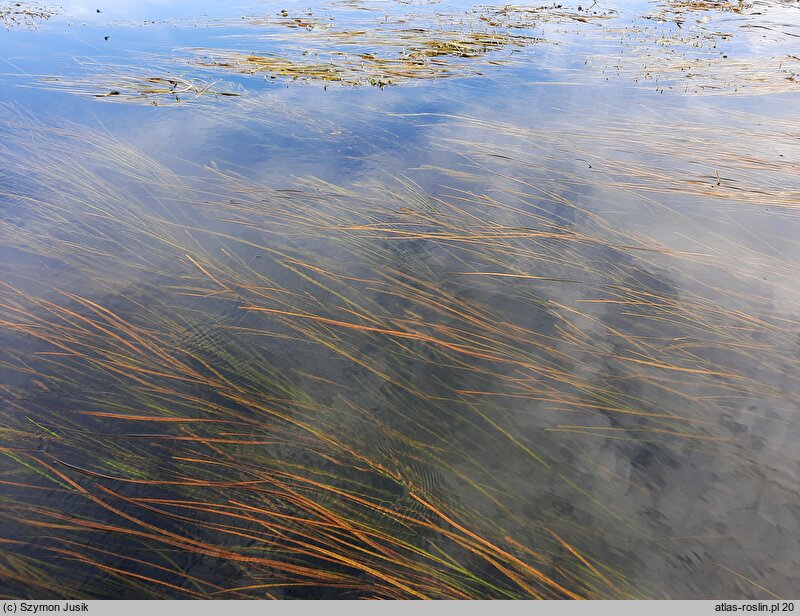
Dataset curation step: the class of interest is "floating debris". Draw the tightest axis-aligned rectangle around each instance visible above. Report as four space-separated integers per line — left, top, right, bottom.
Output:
36 72 243 105
0 1 57 28
592 49 800 95
193 29 539 87
475 3 619 27
9 0 799 99
195 52 345 82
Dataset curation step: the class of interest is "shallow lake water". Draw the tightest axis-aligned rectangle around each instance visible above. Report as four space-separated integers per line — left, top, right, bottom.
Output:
0 0 799 600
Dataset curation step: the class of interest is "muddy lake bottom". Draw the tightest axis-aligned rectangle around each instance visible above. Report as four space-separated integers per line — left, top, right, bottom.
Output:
0 0 798 600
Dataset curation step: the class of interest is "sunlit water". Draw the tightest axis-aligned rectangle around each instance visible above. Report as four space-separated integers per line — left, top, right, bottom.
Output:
1 0 799 600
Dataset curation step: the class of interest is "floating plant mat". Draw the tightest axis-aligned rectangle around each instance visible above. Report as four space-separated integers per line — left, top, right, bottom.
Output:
0 3 635 98
187 3 610 87
0 1 57 28
21 8 550 100
191 31 540 87
34 69 243 106
9 0 798 101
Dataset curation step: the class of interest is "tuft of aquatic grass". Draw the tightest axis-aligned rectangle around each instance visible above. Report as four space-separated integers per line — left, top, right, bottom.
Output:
194 53 345 83
25 58 243 105
34 71 243 106
1 99 798 598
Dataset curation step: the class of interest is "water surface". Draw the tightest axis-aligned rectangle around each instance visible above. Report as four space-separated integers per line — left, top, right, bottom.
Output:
1 0 799 600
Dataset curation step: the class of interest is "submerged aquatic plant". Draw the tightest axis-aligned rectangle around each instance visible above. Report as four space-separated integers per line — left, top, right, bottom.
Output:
1 93 797 598
1 0 798 602
0 110 642 599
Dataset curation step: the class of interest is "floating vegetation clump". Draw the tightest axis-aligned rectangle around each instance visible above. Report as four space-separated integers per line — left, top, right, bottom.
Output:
195 52 346 83
0 110 644 600
475 3 619 27
193 30 536 87
0 0 57 28
36 72 243 105
590 47 800 95
10 0 798 99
